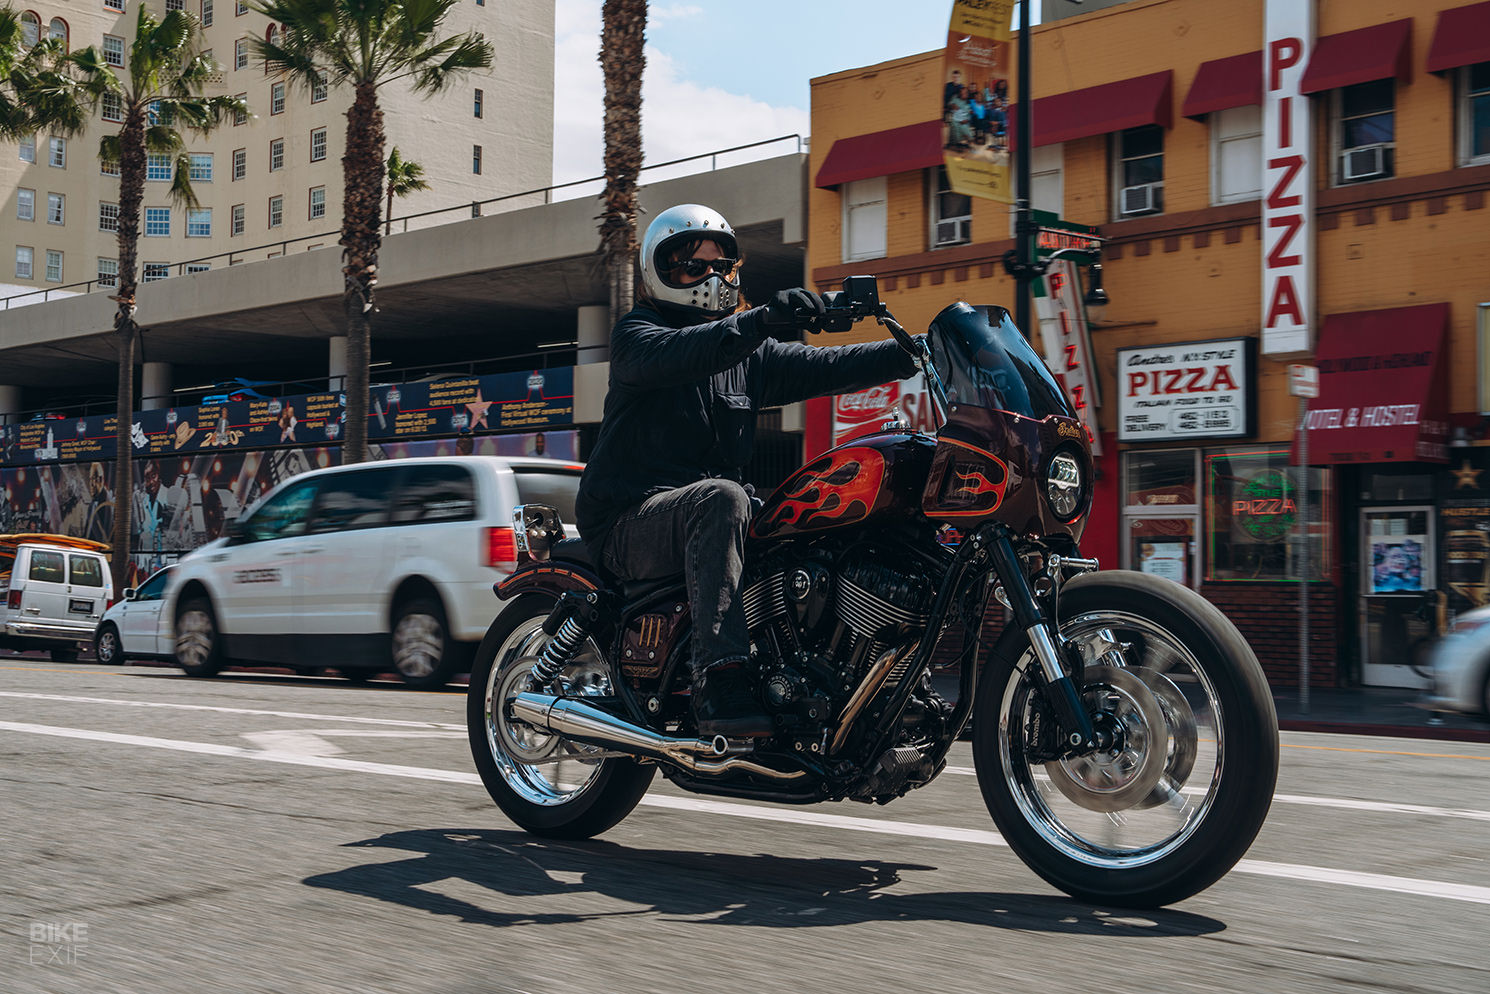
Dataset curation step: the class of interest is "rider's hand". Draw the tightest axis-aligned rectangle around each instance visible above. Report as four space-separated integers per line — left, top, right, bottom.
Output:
761 288 826 333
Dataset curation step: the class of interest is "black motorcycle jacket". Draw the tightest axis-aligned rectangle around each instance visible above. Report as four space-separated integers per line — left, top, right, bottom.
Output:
575 302 918 554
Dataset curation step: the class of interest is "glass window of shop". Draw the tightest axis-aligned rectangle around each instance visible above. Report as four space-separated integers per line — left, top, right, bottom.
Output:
1204 446 1331 581
1123 449 1200 588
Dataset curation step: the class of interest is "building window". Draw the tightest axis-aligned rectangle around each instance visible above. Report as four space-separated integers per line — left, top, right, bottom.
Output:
270 138 284 171
102 34 125 67
99 202 119 231
1459 62 1490 166
17 188 34 222
842 176 887 262
144 207 171 236
270 81 285 115
311 74 327 103
231 203 245 235
201 0 214 27
105 0 125 12
233 93 248 126
101 159 120 177
187 208 211 237
97 258 118 288
237 2 248 14
268 195 283 228
101 91 123 122
1204 447 1331 582
474 88 483 118
929 166 970 248
167 0 185 10
232 147 246 180
47 18 66 47
19 12 38 48
189 152 213 182
1335 79 1395 184
309 185 325 220
472 144 482 174
1210 105 1261 204
48 137 65 168
235 38 248 70
44 250 61 283
146 153 173 181
143 262 170 283
1114 125 1163 217
310 127 326 162
186 263 210 274
19 136 35 163
46 192 63 225
15 246 33 280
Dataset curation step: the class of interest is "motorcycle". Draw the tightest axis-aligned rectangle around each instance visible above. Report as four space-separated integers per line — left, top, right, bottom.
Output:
467 277 1279 908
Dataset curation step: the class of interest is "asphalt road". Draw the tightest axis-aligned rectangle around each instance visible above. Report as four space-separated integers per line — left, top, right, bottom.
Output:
3 660 1488 994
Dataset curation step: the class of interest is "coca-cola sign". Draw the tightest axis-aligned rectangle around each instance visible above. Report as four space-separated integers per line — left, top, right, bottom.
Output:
835 384 899 422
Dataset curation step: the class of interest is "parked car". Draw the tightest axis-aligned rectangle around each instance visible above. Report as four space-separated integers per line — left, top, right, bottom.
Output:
94 565 176 666
1424 606 1490 719
165 455 583 687
0 534 114 662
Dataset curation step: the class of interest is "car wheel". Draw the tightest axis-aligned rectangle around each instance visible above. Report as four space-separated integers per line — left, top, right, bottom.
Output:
95 624 123 666
391 597 458 689
1481 668 1490 718
50 646 80 663
175 597 225 677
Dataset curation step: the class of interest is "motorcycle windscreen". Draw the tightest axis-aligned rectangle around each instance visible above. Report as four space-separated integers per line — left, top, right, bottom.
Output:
928 302 1076 421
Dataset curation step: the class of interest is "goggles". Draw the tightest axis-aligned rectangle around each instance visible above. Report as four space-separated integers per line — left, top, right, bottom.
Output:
670 257 738 281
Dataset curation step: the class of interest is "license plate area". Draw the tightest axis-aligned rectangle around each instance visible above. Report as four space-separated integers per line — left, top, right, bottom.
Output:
69 598 93 614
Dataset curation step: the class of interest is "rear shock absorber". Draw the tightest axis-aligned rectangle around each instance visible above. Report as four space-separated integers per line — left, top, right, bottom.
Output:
527 591 604 690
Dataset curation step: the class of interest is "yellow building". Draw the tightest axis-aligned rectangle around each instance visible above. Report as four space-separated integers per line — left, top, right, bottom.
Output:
808 0 1490 689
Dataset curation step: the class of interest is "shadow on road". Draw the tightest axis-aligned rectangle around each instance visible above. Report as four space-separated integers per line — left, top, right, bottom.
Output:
304 828 1226 935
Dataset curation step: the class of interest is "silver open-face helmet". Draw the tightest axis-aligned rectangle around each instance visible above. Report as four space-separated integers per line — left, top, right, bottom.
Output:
638 204 740 317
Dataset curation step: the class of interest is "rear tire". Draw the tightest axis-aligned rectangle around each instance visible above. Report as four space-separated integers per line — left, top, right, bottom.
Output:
391 597 458 689
174 597 225 677
972 570 1279 908
94 624 122 665
467 593 654 839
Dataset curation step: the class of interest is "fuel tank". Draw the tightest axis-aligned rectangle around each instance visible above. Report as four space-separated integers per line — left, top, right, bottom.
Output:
750 432 937 541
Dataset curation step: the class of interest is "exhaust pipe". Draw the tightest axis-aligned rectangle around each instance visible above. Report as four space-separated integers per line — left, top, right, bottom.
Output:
508 692 806 781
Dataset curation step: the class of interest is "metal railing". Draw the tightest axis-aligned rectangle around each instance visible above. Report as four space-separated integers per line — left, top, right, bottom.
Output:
0 134 807 311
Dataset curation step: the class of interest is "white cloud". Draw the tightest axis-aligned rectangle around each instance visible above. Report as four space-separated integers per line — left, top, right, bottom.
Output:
552 0 808 189
651 5 703 24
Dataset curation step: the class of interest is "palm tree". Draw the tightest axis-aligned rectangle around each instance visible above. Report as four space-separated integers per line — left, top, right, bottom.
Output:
384 146 430 236
75 5 244 586
250 0 492 465
0 5 94 139
599 0 646 324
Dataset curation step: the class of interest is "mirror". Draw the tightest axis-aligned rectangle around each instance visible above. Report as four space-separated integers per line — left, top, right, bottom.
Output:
122 587 137 600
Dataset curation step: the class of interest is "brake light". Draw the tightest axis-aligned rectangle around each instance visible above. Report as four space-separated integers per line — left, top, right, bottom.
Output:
6 589 21 609
484 526 518 570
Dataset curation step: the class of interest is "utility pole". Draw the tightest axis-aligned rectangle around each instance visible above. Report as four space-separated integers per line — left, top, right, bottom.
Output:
1012 0 1035 337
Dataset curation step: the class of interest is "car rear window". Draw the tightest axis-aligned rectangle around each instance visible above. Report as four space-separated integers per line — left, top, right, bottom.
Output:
393 465 477 524
28 550 65 583
513 470 581 522
308 467 398 533
69 555 105 587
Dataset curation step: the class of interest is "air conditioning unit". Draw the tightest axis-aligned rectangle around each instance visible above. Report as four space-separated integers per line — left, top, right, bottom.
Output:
1342 144 1387 182
1120 182 1161 216
934 217 971 246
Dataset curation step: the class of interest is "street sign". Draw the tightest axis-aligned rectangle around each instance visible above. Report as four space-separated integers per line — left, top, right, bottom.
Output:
1289 363 1319 398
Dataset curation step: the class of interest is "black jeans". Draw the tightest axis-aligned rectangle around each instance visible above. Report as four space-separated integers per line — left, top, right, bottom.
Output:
598 479 752 677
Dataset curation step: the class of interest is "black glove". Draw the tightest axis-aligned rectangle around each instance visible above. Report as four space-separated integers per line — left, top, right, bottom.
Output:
760 288 826 333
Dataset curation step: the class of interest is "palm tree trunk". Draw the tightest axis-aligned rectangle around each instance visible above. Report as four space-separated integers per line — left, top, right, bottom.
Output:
339 81 385 466
600 0 646 325
109 109 148 587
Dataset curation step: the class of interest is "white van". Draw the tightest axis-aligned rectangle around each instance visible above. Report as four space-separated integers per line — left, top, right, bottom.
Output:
165 456 582 687
0 534 114 662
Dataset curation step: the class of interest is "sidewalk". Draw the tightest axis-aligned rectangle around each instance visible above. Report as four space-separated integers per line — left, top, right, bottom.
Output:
1272 685 1490 743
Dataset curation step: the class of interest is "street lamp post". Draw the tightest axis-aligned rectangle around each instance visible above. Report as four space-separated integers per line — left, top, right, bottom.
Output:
1013 0 1035 337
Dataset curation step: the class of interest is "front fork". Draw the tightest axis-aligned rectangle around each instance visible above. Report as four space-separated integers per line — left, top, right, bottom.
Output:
983 526 1105 753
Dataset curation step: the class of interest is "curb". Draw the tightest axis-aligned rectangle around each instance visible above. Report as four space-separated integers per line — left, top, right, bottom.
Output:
1278 718 1490 744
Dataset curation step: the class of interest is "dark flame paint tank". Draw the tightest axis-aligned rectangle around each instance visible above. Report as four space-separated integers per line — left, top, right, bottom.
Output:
750 432 936 540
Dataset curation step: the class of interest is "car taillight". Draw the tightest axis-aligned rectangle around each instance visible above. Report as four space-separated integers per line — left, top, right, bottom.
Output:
484 526 518 570
6 589 22 609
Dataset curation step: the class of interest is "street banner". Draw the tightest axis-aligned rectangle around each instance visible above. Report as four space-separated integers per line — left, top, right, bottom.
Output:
942 0 1016 204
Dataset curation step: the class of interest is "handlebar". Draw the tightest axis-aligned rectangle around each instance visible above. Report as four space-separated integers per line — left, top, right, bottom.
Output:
818 275 950 428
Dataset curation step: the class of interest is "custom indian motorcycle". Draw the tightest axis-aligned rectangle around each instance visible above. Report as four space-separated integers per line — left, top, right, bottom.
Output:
467 278 1278 908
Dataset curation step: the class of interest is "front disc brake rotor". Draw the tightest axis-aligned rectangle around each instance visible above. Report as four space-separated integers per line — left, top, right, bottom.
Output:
1043 665 1169 813
1133 666 1199 808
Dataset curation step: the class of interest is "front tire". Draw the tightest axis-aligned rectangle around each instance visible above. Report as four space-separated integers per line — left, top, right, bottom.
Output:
467 593 654 839
972 570 1278 908
174 597 225 677
391 597 460 689
94 624 123 665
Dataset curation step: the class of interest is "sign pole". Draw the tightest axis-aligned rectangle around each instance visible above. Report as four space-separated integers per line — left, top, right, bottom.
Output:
1297 396 1310 714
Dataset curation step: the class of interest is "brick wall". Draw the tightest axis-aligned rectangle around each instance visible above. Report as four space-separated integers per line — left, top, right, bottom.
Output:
1200 582 1342 688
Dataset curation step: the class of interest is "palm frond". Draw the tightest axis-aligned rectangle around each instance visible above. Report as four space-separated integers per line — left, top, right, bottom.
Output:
143 124 185 154
167 149 200 210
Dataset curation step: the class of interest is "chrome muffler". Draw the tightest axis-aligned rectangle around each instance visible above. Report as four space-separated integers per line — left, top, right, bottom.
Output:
508 692 806 781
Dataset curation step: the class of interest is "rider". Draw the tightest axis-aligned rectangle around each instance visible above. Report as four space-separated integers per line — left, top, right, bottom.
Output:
575 203 920 738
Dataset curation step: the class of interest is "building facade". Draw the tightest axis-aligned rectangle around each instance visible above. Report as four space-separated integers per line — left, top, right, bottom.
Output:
807 0 1490 689
1 0 553 299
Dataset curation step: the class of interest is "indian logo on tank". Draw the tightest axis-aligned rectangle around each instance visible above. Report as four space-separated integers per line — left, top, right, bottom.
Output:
752 447 888 538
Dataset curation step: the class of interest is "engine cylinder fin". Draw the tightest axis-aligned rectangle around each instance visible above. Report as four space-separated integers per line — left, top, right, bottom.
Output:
742 572 786 631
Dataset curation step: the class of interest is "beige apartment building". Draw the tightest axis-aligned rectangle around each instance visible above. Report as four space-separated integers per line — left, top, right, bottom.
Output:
2 0 553 300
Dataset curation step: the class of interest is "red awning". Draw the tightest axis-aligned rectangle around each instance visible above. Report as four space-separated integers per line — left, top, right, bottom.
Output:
813 121 943 189
1010 70 1173 147
1295 303 1451 466
1300 19 1413 94
1182 51 1262 119
1427 1 1490 73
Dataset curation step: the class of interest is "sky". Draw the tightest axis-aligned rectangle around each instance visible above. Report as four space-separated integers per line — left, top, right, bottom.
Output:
551 1 1034 186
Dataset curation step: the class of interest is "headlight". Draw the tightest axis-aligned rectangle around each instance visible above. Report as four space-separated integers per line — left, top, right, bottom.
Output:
1046 451 1083 519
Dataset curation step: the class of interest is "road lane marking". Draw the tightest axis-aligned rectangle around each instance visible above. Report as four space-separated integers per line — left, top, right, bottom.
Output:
0 690 466 730
241 729 467 756
1279 741 1490 761
3 718 1490 907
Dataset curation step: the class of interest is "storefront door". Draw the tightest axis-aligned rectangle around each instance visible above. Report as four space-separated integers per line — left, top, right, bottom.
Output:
1359 506 1435 688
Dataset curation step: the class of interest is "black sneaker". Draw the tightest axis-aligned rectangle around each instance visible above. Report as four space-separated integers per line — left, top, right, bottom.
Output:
691 662 773 738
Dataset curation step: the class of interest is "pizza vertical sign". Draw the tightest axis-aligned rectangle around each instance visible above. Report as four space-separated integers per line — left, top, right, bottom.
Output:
1035 259 1103 455
1261 0 1314 356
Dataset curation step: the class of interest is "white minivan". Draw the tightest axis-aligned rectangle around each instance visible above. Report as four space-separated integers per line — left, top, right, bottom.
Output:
166 456 582 687
0 535 114 662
